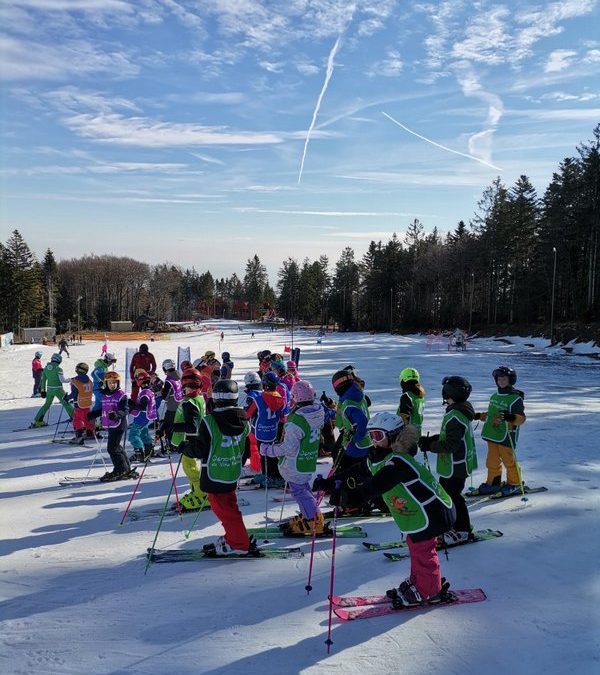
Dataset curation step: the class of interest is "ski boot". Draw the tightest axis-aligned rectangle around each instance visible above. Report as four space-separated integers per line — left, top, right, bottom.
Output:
250 473 266 485
30 420 48 428
202 535 248 557
68 431 85 445
264 476 285 489
143 444 154 461
475 476 502 495
126 468 140 479
129 449 146 463
386 577 415 601
438 529 472 547
99 470 124 482
179 490 209 512
500 483 522 497
282 512 325 536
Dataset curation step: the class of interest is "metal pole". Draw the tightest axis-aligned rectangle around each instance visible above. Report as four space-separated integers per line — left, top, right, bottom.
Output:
468 273 475 334
389 288 393 334
550 247 557 344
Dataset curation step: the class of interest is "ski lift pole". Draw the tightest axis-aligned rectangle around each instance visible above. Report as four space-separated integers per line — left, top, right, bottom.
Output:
145 455 182 574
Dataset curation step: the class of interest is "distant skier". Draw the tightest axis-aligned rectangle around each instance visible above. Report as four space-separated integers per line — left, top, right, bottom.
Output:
58 336 70 358
31 351 43 397
220 352 234 379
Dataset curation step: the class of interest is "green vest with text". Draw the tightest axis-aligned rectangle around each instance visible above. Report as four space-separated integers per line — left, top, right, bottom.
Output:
280 411 320 474
481 391 522 444
368 452 452 534
171 395 206 448
437 408 477 478
205 415 249 484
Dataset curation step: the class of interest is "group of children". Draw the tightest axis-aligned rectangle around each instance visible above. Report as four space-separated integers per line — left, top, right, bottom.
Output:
28 343 527 595
318 363 526 608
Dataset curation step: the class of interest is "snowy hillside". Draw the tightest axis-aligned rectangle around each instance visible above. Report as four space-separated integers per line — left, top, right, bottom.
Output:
1 323 599 675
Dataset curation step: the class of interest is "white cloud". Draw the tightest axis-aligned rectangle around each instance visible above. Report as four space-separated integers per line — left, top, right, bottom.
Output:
545 49 578 72
234 208 411 216
190 152 226 166
0 35 138 81
62 112 284 147
259 60 285 73
584 48 600 62
296 61 320 75
367 49 403 77
540 91 600 102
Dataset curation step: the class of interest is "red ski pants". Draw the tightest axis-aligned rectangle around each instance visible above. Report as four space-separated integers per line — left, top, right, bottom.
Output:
407 535 441 599
207 492 250 552
73 407 94 433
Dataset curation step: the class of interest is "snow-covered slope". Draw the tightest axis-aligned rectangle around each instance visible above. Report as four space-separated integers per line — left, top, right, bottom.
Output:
1 324 599 675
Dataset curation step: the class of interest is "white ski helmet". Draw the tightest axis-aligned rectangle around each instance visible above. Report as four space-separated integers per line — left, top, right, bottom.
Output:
244 371 262 387
162 358 176 371
366 412 404 437
291 379 316 403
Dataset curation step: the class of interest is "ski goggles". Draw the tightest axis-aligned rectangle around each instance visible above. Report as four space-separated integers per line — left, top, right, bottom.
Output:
368 429 387 443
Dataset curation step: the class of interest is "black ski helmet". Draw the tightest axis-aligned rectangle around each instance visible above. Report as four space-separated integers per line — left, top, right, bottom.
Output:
212 379 239 407
492 366 517 385
442 376 472 403
332 369 354 395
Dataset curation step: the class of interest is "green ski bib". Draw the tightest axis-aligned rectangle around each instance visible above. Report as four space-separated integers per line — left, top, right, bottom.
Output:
171 395 206 448
204 415 249 484
481 392 522 444
437 409 477 478
279 412 320 474
368 453 452 534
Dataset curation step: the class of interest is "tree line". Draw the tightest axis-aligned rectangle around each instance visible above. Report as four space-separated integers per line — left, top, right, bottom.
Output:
1 124 598 337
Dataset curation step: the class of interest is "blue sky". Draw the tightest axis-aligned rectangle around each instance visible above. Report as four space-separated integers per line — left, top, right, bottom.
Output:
1 0 599 281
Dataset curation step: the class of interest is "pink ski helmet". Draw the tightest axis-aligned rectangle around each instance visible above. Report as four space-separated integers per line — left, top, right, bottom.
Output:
286 360 297 371
291 379 315 403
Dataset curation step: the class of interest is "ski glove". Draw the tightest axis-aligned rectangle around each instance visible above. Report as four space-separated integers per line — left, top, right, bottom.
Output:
312 476 336 493
473 412 483 421
108 411 118 421
40 391 46 398
418 434 439 453
501 411 516 422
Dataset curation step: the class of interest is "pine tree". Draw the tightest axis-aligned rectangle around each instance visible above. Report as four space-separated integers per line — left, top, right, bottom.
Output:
243 255 268 320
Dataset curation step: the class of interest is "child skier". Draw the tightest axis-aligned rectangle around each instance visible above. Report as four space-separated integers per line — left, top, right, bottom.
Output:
88 372 137 481
475 366 526 496
324 412 455 607
31 351 43 397
260 380 325 535
67 362 96 444
418 376 476 544
243 371 263 473
331 368 371 472
220 352 234 379
181 379 252 555
166 368 208 511
128 370 157 463
157 359 183 451
30 354 74 427
397 367 425 433
245 371 286 487
91 352 117 417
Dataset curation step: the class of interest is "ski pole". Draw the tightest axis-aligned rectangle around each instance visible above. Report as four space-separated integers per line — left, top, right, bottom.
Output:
119 459 149 526
263 473 270 543
145 455 182 574
507 431 527 502
325 483 341 655
52 404 64 442
167 450 182 516
422 432 431 472
277 482 288 526
184 493 210 539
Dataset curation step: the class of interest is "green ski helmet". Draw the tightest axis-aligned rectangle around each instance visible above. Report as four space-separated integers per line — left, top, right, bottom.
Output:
399 367 420 384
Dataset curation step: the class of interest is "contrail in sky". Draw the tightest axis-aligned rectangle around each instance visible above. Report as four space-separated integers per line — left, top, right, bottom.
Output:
381 111 502 171
297 36 341 184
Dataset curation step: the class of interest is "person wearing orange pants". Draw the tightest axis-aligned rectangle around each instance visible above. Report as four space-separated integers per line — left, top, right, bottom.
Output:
475 366 526 496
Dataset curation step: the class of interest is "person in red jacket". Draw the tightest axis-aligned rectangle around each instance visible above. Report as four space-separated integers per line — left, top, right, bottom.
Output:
129 343 157 401
31 351 44 397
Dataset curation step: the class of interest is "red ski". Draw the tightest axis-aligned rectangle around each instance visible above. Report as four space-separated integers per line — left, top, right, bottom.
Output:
332 588 486 620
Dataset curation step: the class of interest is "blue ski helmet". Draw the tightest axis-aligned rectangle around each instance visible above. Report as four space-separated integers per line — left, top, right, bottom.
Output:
35 351 43 358
51 353 62 364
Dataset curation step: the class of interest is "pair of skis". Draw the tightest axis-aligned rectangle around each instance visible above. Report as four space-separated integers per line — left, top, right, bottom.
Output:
465 485 547 506
147 545 304 561
246 524 366 539
331 588 487 620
